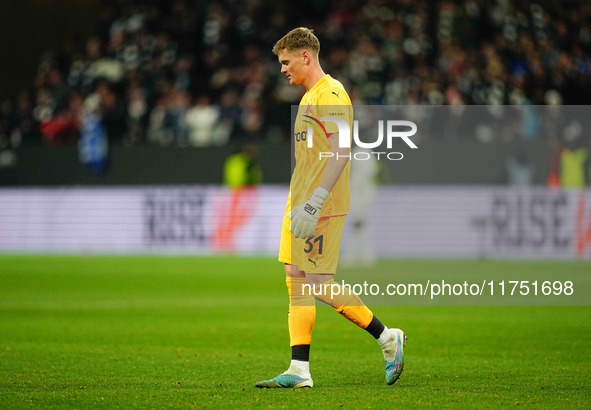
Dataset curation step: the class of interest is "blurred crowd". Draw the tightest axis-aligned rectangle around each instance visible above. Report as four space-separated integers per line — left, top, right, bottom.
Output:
0 0 590 149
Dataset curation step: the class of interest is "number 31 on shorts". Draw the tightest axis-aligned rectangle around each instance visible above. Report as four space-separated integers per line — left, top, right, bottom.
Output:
304 235 324 255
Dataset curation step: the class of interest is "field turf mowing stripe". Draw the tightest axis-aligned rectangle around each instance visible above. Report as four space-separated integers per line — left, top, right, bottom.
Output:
0 256 589 408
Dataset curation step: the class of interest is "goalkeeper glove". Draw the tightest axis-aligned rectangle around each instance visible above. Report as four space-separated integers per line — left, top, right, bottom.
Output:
288 187 329 239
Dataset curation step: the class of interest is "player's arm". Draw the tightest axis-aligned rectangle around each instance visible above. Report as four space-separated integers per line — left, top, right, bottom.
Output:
289 132 349 238
289 87 351 238
318 132 350 192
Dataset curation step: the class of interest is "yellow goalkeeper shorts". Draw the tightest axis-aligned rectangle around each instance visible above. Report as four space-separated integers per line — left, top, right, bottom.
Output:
278 206 346 274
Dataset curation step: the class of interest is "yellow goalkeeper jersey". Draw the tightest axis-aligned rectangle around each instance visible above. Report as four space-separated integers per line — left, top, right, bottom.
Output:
290 74 353 217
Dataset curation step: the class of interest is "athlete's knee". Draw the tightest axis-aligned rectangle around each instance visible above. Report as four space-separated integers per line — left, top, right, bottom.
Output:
305 274 340 302
305 273 333 286
285 263 305 278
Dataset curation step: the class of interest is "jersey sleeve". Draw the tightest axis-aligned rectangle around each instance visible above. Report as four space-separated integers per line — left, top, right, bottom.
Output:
318 87 352 135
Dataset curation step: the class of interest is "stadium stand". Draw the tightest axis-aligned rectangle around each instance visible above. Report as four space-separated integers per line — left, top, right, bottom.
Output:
0 0 589 150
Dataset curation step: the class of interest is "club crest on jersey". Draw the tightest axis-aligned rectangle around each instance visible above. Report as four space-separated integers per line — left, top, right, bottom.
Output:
302 114 329 141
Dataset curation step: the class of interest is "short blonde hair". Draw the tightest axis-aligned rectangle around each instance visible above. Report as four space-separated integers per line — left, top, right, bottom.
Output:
272 27 320 55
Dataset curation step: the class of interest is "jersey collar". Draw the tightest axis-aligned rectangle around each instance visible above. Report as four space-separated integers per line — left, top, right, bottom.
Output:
307 74 331 94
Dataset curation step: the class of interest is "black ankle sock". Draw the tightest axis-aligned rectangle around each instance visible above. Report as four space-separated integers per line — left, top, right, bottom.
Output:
291 344 310 362
365 315 386 339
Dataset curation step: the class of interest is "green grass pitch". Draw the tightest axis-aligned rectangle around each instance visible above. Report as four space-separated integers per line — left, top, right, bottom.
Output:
0 256 589 408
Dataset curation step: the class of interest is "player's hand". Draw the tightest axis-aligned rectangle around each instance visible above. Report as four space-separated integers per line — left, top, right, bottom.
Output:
288 187 329 238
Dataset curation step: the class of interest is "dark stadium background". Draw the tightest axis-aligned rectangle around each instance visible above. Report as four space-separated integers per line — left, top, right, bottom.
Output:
1 0 589 186
0 1 590 408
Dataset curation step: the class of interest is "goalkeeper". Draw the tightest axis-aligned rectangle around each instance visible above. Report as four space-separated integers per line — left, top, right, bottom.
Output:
256 27 406 389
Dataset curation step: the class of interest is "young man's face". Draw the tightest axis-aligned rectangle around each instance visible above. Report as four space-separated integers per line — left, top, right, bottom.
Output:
277 48 307 85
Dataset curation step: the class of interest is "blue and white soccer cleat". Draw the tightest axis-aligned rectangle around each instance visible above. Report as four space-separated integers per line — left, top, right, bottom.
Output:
255 373 313 388
383 328 406 386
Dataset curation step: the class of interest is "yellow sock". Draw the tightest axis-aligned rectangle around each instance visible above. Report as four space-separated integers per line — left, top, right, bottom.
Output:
286 277 316 346
310 279 374 329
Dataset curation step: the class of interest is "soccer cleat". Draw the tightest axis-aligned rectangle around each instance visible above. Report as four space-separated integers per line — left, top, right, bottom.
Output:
382 328 406 386
255 373 313 388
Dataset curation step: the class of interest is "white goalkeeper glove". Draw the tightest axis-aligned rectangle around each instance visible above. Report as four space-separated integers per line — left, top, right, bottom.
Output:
288 187 330 239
